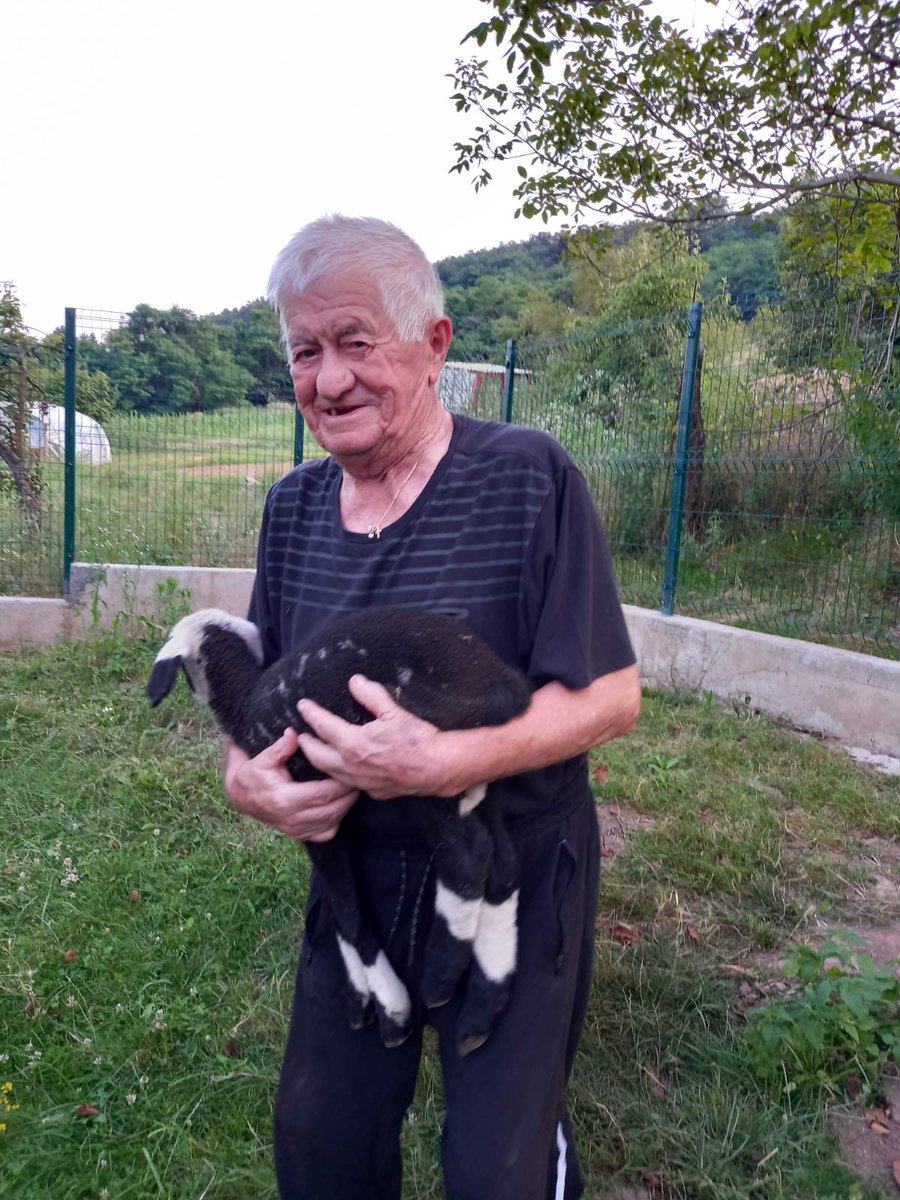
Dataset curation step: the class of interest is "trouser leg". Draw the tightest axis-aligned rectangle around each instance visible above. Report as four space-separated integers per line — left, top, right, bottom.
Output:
433 792 600 1200
273 869 424 1200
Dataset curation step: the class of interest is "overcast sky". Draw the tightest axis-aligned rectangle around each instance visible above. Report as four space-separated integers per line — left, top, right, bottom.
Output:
4 0 702 336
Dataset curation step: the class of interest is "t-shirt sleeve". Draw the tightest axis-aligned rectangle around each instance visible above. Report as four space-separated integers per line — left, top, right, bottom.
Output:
519 464 636 690
247 490 282 668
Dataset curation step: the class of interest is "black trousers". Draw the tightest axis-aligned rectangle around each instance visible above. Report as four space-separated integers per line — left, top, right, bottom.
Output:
273 789 600 1200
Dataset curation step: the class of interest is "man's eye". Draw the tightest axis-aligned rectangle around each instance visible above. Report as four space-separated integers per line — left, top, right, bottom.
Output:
292 348 317 362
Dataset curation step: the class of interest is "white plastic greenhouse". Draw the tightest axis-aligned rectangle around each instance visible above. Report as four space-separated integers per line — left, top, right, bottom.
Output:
27 403 111 465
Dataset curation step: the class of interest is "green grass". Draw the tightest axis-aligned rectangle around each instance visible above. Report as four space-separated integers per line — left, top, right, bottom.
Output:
2 630 899 1198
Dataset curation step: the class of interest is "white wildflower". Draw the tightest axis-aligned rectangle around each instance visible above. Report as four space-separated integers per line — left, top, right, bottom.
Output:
125 1092 136 1105
67 996 77 1008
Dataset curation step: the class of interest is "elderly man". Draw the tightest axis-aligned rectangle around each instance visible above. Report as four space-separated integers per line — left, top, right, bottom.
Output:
223 215 640 1200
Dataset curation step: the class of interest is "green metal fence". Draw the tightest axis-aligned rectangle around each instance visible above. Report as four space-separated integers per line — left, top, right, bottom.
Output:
1 294 897 658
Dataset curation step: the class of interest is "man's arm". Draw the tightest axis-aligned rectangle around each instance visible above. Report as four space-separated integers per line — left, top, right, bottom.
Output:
295 663 641 800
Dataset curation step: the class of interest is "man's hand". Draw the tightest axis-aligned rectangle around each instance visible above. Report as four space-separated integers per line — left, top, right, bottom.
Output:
223 730 359 841
297 675 454 799
296 665 641 802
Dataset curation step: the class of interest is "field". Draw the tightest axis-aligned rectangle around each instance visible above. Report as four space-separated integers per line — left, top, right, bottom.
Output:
0 405 310 597
2 625 900 1199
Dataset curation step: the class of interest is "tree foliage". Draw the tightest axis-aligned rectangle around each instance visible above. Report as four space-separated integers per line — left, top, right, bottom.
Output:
0 284 43 515
100 305 255 414
451 0 900 227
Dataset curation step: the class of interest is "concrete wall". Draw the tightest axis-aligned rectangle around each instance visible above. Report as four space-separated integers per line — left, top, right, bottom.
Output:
625 606 899 758
2 564 898 758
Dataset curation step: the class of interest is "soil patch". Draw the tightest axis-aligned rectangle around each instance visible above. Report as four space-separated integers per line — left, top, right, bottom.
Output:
750 917 900 980
830 1075 900 1195
597 803 657 858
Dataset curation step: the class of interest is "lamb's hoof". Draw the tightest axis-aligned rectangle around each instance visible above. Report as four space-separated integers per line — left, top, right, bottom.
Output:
454 962 515 1057
456 1030 490 1057
422 956 470 1010
377 1009 413 1048
346 992 373 1030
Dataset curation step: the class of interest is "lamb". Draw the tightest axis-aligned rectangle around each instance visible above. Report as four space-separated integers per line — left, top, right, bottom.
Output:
147 605 532 1055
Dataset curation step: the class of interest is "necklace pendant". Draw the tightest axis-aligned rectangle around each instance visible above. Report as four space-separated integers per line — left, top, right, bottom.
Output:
367 525 380 540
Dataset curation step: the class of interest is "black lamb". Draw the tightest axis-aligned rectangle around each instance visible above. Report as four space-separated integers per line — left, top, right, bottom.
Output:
147 605 532 1055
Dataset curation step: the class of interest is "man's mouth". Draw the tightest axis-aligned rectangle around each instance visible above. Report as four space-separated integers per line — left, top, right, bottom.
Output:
323 405 363 418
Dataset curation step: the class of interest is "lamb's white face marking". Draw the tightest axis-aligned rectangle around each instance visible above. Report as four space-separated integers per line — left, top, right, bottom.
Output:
366 951 411 1025
397 666 413 686
316 646 327 661
336 935 371 1002
338 638 356 651
472 890 519 983
154 609 263 704
435 881 480 942
277 679 288 697
296 652 309 677
458 783 487 816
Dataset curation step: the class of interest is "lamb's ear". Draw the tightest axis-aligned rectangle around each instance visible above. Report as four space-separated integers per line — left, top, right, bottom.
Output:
147 656 185 707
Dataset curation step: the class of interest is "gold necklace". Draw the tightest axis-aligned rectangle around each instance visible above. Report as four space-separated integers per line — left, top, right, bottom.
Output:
355 457 422 540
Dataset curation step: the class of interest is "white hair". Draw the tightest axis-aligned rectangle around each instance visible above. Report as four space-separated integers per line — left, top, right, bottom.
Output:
266 215 445 344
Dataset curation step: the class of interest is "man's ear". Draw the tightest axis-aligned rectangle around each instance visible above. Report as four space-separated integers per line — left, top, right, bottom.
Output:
427 317 453 385
147 656 185 707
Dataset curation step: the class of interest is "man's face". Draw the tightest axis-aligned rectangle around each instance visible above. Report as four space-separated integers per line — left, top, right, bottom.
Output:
282 272 447 467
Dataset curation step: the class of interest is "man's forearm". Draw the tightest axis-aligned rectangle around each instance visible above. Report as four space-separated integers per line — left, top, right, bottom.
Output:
435 664 641 796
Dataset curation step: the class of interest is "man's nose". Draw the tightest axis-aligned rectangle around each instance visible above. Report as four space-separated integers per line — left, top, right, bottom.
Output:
316 350 354 400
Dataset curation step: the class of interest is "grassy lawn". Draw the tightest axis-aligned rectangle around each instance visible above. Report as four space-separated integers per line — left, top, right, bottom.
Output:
2 627 899 1198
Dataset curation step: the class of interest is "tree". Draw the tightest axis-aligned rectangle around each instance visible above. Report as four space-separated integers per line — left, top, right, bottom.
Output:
215 301 294 407
451 0 900 228
0 283 43 516
101 305 254 413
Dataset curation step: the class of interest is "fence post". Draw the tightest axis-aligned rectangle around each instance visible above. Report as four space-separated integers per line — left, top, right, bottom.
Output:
501 338 517 423
661 302 703 616
63 307 76 595
293 407 305 467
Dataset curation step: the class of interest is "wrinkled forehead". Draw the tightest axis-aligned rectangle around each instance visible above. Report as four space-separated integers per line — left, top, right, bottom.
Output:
282 271 396 343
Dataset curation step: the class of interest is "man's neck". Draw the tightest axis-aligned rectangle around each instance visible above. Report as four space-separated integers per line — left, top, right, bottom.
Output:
338 407 454 531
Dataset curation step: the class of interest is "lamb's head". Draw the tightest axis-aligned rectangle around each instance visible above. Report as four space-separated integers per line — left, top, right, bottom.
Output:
147 609 264 709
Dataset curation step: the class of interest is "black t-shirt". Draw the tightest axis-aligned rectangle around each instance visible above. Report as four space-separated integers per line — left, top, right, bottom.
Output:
248 413 635 832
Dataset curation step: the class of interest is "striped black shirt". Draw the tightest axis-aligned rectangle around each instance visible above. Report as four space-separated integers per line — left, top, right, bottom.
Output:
248 413 634 824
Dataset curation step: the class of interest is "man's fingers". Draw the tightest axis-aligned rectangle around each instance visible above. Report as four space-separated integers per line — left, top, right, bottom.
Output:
297 698 357 747
346 674 401 719
297 732 352 781
254 726 299 766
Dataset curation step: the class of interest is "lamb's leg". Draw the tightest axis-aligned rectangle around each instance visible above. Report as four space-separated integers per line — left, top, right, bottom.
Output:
305 839 412 1047
417 792 492 1009
454 801 519 1057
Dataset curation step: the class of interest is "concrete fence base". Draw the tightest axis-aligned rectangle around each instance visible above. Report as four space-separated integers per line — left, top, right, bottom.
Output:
1 563 898 759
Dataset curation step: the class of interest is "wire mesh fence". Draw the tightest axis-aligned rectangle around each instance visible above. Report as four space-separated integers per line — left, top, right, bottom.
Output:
78 309 306 577
514 286 900 657
2 292 897 658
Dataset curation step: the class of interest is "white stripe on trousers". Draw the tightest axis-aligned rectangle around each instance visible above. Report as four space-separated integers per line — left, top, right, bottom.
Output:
554 1121 568 1200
